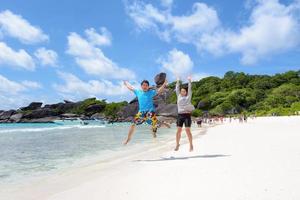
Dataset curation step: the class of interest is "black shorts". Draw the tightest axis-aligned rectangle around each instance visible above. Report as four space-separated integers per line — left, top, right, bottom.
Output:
177 113 192 127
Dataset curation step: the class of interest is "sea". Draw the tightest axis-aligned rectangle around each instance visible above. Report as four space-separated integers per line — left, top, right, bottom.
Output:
0 122 177 185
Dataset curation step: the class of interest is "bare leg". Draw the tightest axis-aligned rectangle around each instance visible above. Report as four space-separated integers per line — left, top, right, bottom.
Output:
185 127 193 152
174 127 182 151
123 124 136 145
152 126 157 138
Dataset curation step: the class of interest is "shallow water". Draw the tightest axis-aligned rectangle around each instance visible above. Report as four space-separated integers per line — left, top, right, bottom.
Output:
0 122 176 184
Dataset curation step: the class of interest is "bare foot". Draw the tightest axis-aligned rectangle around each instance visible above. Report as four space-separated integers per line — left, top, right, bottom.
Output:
189 145 194 152
123 139 129 145
174 144 180 151
152 127 157 138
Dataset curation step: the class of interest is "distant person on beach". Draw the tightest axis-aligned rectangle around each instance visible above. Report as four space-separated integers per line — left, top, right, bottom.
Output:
196 117 202 127
123 79 168 145
174 76 195 152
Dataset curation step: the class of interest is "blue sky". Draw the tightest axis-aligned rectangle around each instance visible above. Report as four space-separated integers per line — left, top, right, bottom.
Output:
0 0 299 109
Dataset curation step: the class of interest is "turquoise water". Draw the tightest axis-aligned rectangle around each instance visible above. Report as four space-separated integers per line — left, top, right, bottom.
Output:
0 122 176 184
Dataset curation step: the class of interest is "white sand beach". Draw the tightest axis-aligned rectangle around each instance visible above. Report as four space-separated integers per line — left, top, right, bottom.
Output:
2 116 300 200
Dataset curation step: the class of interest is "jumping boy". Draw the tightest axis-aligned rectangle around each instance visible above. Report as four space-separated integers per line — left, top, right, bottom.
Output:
123 79 167 145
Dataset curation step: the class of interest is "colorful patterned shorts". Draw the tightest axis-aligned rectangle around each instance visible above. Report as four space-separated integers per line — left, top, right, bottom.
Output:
133 111 158 130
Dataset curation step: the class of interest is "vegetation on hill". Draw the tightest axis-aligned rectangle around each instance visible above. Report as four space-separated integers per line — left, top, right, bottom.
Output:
167 70 300 116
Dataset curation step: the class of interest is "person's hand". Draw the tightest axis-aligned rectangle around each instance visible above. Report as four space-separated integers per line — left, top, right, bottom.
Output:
123 80 128 85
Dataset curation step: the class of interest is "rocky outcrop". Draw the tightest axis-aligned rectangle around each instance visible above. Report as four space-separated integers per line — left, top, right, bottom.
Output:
21 108 59 120
0 110 16 120
20 102 43 111
85 104 105 114
155 72 166 87
9 113 23 122
91 113 106 120
60 113 80 118
156 104 177 117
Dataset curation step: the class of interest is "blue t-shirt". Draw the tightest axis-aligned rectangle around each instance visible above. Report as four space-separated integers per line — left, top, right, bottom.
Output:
134 89 157 112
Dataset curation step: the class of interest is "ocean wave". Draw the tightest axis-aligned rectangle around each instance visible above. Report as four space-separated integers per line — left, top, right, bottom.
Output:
0 125 106 133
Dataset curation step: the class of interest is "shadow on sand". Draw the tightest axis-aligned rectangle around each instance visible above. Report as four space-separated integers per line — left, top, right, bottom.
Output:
133 154 230 162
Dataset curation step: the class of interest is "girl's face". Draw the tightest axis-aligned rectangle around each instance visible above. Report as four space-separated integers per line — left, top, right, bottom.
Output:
180 88 187 96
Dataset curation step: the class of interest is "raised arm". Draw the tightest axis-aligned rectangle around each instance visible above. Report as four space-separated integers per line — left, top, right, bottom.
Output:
157 79 168 94
123 81 135 92
175 78 180 96
187 76 192 100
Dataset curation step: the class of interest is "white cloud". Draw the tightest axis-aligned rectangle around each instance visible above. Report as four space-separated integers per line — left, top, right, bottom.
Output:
0 74 42 109
0 10 48 44
21 80 42 89
198 0 300 65
125 1 219 42
34 47 58 66
67 30 135 79
126 0 300 65
158 49 193 78
0 42 35 70
53 71 136 100
85 27 112 46
0 74 25 94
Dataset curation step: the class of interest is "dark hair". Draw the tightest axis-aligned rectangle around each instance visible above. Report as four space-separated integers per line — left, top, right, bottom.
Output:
141 80 150 86
181 86 188 93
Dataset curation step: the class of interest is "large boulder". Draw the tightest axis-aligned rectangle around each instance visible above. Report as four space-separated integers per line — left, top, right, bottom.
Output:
197 101 206 109
91 113 106 120
64 100 74 104
9 113 23 122
85 104 105 114
156 104 177 117
20 102 43 111
118 102 138 118
0 110 16 120
154 72 167 87
60 113 80 118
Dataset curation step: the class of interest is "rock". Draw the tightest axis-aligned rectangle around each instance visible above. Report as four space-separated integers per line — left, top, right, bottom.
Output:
60 113 80 118
20 102 43 111
21 117 59 123
56 103 76 113
64 100 74 104
91 113 105 120
0 110 16 120
9 113 23 122
197 101 206 109
156 104 178 117
118 102 138 118
22 108 59 119
44 102 81 114
44 102 63 109
85 104 105 114
154 72 167 87
129 97 138 104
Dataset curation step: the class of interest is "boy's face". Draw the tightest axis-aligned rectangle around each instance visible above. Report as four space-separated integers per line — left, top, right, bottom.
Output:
141 83 150 91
